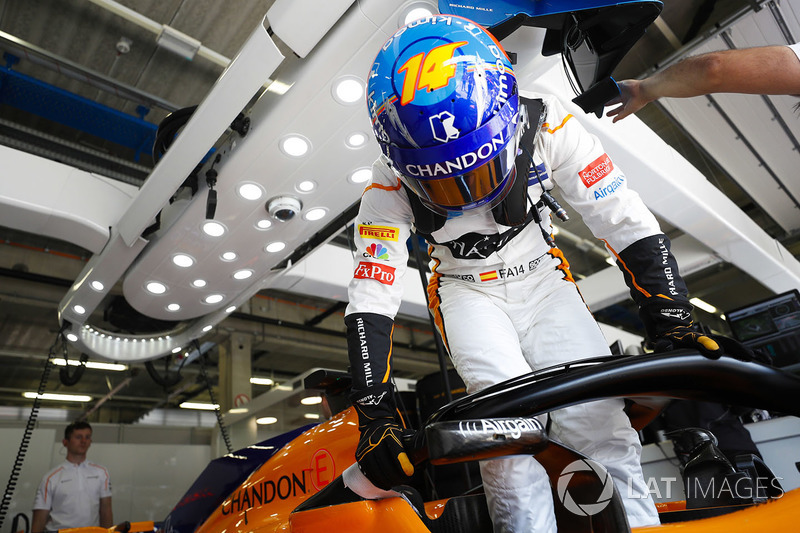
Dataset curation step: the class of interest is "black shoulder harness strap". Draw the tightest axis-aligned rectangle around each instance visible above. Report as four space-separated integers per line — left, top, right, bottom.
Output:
404 97 546 237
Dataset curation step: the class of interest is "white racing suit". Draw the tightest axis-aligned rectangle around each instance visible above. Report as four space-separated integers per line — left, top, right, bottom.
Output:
345 94 666 531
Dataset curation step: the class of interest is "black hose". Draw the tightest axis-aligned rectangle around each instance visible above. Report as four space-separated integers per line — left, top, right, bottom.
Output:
145 354 184 389
10 512 29 533
0 336 58 530
59 352 89 387
196 344 233 454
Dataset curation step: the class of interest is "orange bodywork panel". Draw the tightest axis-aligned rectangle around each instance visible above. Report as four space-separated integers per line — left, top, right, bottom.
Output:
633 488 800 532
194 408 359 533
289 498 431 532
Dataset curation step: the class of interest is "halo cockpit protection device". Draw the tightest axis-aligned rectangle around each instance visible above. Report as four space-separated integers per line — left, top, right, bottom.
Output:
438 0 664 116
367 16 521 217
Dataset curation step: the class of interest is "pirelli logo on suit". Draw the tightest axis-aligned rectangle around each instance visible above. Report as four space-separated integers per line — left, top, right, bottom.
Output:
358 225 398 241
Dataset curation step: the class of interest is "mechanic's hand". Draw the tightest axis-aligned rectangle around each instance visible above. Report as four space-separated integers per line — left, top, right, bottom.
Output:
350 384 414 490
605 79 649 123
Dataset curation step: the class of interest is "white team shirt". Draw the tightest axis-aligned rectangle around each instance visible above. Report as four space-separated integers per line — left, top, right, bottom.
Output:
788 42 800 61
33 460 112 530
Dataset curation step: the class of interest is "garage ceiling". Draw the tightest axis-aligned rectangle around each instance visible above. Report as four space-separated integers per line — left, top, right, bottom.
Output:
0 0 798 429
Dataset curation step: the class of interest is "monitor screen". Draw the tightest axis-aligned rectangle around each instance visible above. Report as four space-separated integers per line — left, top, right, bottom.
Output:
725 290 800 369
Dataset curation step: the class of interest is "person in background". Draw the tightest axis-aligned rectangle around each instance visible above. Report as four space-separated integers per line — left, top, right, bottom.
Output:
32 421 112 533
606 44 800 122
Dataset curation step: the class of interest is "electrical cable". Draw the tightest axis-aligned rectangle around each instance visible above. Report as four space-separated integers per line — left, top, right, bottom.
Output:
0 332 59 530
145 354 184 389
195 341 233 454
59 347 89 387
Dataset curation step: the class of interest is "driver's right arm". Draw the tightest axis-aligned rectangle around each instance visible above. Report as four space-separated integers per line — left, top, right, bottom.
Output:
344 159 415 490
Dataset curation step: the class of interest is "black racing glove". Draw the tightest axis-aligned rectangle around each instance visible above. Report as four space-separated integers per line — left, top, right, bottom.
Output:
640 298 770 363
640 297 721 357
350 383 415 490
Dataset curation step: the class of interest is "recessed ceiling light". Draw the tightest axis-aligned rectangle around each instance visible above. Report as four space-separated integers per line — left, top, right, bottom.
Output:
172 254 194 268
65 333 78 342
333 76 364 104
265 242 286 253
256 416 278 425
225 305 236 313
171 347 182 354
296 180 316 193
233 269 253 280
202 221 226 237
403 6 434 25
146 281 167 294
167 303 181 311
280 135 310 157
73 305 86 315
304 208 327 221
256 219 272 230
191 279 207 288
346 132 367 148
301 396 323 405
349 168 372 184
204 294 224 304
202 325 213 332
221 251 237 261
250 377 274 386
238 183 264 201
304 413 321 420
90 280 105 291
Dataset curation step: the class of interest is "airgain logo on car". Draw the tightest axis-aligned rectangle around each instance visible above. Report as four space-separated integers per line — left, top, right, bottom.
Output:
457 417 542 439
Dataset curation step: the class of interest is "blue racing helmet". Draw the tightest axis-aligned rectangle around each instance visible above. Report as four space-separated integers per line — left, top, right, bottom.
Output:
367 15 520 216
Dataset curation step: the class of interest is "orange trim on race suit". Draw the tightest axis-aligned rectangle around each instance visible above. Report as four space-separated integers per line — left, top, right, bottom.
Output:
542 114 573 134
363 178 402 195
425 254 449 352
547 246 575 283
382 324 394 385
602 239 653 300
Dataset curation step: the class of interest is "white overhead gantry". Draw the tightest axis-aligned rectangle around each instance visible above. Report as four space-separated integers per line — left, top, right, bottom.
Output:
0 3 798 362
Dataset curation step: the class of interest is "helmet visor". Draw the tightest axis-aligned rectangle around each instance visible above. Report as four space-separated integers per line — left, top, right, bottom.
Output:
400 139 517 214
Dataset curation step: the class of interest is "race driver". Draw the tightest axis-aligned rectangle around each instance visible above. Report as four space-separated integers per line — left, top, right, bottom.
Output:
343 15 726 531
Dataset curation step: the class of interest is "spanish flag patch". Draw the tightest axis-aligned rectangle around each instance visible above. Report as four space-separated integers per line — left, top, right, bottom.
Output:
479 270 498 282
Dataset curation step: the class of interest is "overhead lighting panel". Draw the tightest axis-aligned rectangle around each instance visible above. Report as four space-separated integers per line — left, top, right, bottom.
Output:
23 392 92 402
180 402 219 410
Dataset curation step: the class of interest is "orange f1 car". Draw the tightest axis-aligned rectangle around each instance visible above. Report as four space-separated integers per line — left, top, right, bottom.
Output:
69 352 800 533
